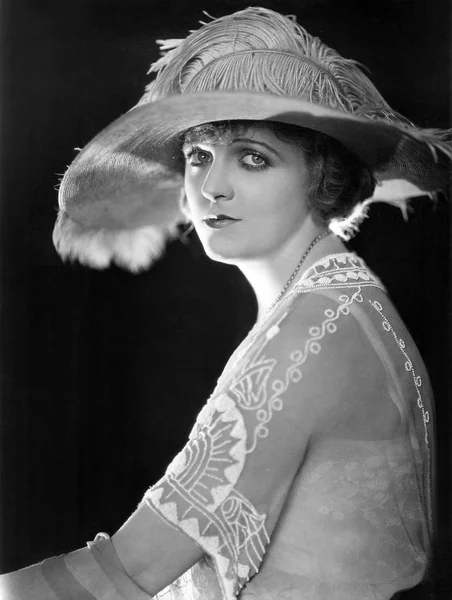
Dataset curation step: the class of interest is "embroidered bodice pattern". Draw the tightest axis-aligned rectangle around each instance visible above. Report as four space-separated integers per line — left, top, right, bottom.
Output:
143 253 433 600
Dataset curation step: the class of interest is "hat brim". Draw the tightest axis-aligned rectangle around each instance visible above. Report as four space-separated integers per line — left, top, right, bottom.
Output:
55 92 450 270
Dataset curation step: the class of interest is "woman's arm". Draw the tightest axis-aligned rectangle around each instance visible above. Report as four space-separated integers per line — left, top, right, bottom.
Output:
0 506 204 600
0 547 134 600
0 547 119 600
0 562 59 600
1 291 358 600
111 502 204 594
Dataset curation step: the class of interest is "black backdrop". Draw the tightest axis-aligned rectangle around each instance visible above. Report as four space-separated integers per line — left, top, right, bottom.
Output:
0 0 451 596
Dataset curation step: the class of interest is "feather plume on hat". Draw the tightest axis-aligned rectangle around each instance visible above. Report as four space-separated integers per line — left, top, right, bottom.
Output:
54 7 451 270
140 8 394 112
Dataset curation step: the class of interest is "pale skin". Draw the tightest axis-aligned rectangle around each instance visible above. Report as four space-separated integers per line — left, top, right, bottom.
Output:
0 123 347 599
182 123 347 318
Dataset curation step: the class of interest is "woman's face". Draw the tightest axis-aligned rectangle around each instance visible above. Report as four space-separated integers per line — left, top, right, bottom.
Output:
182 123 312 264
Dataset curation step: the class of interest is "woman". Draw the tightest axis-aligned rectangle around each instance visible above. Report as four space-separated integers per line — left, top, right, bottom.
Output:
1 7 450 600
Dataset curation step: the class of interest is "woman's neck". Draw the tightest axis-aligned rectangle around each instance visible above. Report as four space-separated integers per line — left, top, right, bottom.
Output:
237 219 347 320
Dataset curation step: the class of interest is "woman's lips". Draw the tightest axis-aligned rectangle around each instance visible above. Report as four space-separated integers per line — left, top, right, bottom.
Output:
202 215 241 229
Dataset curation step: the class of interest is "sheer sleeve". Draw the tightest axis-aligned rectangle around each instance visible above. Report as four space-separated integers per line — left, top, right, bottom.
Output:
140 288 404 599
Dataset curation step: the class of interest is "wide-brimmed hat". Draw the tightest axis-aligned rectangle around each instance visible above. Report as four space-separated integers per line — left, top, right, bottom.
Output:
54 7 451 272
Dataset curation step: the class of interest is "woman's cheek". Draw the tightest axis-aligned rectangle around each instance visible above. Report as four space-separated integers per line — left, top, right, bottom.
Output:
184 183 203 220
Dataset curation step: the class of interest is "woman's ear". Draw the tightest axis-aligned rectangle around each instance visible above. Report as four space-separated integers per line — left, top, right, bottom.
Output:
179 189 192 222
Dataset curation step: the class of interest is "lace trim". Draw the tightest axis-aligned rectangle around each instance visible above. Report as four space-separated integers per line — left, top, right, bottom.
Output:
293 253 386 294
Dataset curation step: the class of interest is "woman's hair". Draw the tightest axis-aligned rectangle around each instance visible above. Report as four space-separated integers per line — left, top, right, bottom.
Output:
183 120 376 225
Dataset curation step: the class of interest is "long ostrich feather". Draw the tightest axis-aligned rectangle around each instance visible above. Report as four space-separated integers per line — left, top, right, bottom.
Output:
138 7 397 120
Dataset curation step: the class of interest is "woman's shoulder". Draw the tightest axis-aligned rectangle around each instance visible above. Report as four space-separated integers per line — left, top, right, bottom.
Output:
273 251 387 340
286 250 403 343
296 251 386 294
260 250 425 404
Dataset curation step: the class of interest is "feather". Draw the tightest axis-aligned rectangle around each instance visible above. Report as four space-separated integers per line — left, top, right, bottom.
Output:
402 126 452 164
53 211 179 272
328 179 436 241
137 7 400 121
361 109 452 177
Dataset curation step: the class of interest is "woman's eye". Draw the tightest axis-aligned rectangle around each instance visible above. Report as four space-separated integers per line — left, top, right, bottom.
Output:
242 153 267 168
185 150 211 166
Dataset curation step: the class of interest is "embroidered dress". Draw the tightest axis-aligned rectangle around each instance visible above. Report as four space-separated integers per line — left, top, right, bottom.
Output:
142 253 434 600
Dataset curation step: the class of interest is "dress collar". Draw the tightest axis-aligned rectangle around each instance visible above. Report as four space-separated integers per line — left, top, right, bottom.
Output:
292 252 386 293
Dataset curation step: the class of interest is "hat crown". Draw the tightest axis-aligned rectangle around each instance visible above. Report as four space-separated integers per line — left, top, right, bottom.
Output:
138 7 406 125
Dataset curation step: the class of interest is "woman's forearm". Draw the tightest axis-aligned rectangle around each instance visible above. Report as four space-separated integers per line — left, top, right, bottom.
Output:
0 547 124 600
0 501 204 600
0 562 59 600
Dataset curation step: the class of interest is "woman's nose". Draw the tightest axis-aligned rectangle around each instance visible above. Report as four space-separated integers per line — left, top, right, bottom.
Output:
201 160 234 203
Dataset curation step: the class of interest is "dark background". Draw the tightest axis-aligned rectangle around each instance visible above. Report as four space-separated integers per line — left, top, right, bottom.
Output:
0 0 450 597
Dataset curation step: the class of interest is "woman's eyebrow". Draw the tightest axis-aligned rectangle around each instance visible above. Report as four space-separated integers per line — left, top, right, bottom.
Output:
181 141 204 153
231 137 281 157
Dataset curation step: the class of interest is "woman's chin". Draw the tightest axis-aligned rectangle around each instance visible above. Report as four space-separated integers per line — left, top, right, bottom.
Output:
196 229 268 265
199 240 248 264
203 246 242 265
202 245 268 266
196 232 239 263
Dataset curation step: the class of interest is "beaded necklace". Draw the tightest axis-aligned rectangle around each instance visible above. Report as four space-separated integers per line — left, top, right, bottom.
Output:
264 230 331 316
